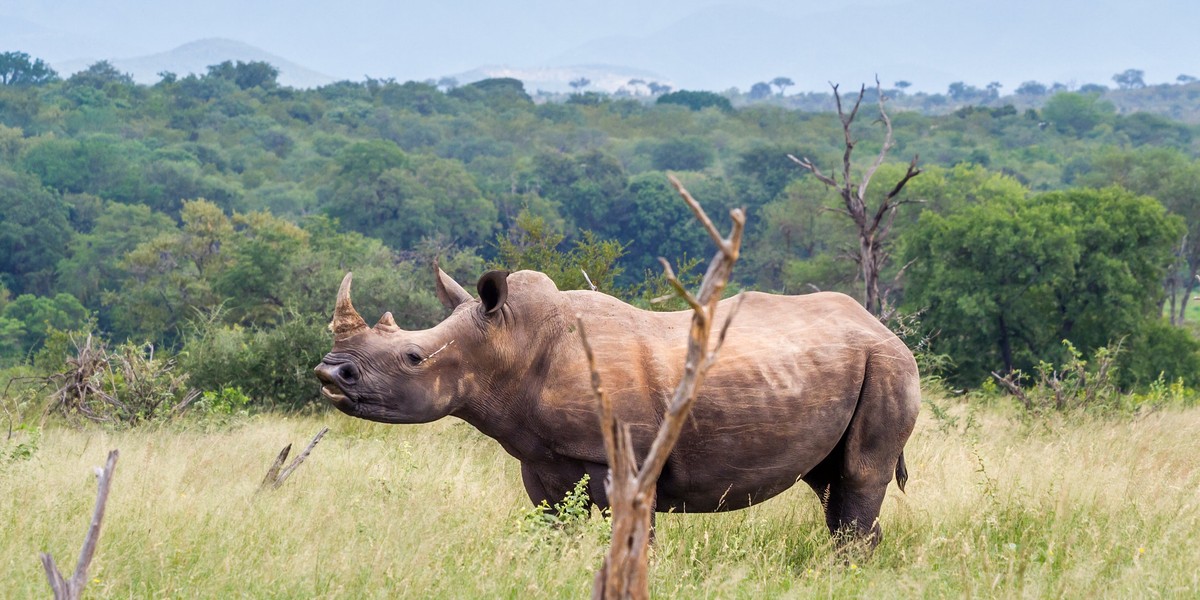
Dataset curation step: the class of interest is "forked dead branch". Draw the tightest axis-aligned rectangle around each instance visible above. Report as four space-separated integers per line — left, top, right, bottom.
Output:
259 427 330 491
41 449 119 600
788 78 921 315
580 174 745 600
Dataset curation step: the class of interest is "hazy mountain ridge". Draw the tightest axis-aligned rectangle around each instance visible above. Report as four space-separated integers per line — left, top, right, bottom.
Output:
51 38 336 88
452 64 671 94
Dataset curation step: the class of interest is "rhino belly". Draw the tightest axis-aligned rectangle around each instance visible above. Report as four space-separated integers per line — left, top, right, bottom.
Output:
653 401 855 513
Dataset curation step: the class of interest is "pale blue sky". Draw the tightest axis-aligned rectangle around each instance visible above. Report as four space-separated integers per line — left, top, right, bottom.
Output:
4 0 1199 93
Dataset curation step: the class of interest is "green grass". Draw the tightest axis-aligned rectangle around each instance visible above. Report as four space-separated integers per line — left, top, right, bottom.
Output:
2 403 1199 598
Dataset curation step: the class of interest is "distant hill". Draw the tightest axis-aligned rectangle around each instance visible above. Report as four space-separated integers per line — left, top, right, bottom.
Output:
53 38 335 89
451 64 672 95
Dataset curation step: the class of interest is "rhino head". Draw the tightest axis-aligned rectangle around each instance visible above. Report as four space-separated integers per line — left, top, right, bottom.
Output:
313 268 523 424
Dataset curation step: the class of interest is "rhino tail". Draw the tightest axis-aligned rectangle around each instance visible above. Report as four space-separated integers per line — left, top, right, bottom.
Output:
895 451 909 493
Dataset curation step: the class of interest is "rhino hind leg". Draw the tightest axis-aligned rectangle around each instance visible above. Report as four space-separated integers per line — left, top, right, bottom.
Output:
801 441 888 551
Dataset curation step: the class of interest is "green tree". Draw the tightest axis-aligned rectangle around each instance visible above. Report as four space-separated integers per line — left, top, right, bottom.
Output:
206 60 279 90
1075 147 1200 325
748 82 772 100
616 173 712 279
57 201 176 311
1112 68 1146 90
492 211 625 293
650 137 714 172
531 150 627 233
0 51 58 85
0 293 90 362
105 200 233 342
656 90 733 112
902 187 1184 387
1041 92 1114 135
0 168 71 295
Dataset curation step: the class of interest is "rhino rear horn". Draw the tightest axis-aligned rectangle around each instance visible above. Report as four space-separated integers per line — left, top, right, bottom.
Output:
330 272 369 340
375 311 401 333
435 263 472 310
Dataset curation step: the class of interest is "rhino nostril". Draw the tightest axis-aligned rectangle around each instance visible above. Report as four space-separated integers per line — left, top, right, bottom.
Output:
337 363 359 384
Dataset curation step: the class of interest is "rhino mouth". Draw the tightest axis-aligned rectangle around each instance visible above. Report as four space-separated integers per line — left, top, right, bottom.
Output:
321 384 349 403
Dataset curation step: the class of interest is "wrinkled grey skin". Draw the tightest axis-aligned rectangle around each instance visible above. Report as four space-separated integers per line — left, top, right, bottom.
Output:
315 268 920 547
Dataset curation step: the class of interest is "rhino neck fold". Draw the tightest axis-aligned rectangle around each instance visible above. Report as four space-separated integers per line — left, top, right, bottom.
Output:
449 338 576 463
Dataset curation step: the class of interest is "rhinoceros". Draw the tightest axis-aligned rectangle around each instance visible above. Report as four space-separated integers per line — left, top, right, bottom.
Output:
314 268 920 547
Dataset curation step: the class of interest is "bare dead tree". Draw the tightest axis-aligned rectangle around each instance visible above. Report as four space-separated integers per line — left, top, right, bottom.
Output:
788 78 922 316
41 449 119 600
258 427 329 491
580 174 745 600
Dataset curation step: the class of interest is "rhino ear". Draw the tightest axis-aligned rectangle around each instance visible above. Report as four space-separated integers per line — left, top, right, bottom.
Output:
477 270 509 315
434 264 472 310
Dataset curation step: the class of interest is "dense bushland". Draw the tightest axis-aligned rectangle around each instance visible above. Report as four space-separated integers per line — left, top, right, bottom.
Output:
2 54 1200 410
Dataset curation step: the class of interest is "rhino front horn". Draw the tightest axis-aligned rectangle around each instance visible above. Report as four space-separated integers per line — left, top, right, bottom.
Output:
330 272 369 340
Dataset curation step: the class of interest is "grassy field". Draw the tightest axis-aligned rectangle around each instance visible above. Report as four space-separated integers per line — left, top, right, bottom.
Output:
2 402 1199 599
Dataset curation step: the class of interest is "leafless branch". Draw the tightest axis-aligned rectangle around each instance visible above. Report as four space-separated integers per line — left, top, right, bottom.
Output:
991 371 1031 411
582 269 598 291
41 449 119 600
787 79 921 315
587 177 746 600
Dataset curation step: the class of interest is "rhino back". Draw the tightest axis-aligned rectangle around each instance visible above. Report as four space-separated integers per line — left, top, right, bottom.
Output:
540 290 914 511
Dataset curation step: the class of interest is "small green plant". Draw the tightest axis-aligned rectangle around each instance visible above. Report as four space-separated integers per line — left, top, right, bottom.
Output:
195 386 251 416
519 474 610 540
1132 373 1198 408
992 340 1123 413
3 423 39 463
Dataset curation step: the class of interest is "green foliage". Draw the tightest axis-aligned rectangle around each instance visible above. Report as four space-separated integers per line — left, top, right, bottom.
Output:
194 386 251 416
205 60 279 90
992 340 1123 413
450 77 533 106
1040 92 1115 135
656 90 733 113
650 136 714 171
327 146 496 250
0 167 71 295
492 211 625 293
629 254 704 312
0 293 90 364
0 51 58 86
530 149 626 233
903 186 1183 388
179 311 331 411
616 173 713 279
1117 318 1200 389
519 474 608 541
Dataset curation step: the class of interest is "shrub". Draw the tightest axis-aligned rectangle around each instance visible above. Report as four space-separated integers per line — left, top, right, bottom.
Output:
45 333 197 425
180 310 330 410
519 474 610 542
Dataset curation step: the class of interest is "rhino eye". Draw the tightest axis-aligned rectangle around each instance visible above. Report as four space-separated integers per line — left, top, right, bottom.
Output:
406 352 423 365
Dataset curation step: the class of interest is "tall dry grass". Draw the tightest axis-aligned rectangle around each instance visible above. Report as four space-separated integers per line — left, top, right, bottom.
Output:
2 402 1198 598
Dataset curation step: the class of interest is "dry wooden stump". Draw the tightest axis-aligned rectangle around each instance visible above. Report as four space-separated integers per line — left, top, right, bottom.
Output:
41 449 119 600
259 427 329 491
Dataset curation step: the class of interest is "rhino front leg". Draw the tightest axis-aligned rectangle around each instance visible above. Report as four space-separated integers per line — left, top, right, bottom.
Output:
520 462 554 507
520 461 612 510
